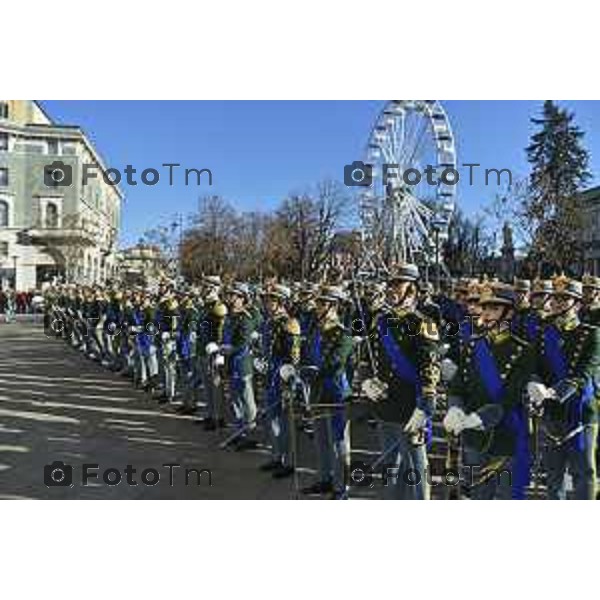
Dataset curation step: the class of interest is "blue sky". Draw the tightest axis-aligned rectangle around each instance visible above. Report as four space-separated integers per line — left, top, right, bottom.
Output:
42 100 600 247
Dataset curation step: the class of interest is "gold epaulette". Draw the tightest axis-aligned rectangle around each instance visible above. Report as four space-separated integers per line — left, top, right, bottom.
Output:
322 318 344 333
286 317 301 336
212 302 227 318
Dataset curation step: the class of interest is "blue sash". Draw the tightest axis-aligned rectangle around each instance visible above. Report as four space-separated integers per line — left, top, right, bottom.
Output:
544 325 568 381
472 338 504 403
377 316 418 385
544 325 595 451
376 316 432 444
525 314 539 343
223 316 249 380
177 328 191 362
311 328 348 441
134 310 150 355
460 318 474 343
473 337 530 499
310 328 322 368
267 356 283 411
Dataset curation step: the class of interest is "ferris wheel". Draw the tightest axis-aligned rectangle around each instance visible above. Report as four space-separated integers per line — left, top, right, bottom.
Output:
359 100 457 270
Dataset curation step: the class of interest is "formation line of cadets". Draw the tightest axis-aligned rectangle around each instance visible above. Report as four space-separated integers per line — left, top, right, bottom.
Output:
44 266 600 499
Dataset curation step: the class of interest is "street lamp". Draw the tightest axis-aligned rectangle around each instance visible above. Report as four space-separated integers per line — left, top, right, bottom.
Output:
11 254 17 289
431 217 447 294
171 213 184 280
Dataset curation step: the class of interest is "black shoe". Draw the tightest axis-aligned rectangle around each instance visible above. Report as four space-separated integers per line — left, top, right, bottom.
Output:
259 460 281 472
203 417 217 431
301 481 334 495
176 405 196 415
234 437 260 451
272 465 295 479
202 417 225 431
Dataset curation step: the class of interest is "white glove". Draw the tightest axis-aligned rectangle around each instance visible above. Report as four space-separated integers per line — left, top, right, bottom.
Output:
161 331 170 342
253 357 267 374
527 381 551 407
404 407 428 434
454 412 484 434
279 364 297 383
361 377 388 402
443 406 465 434
214 354 225 367
250 331 261 342
205 342 219 355
441 358 458 383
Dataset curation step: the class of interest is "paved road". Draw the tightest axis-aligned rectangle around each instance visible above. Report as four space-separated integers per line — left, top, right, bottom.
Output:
0 322 457 500
0 322 321 499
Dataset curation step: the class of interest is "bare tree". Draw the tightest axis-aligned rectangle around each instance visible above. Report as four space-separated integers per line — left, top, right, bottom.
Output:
140 219 182 276
182 195 238 278
179 182 351 282
274 180 351 281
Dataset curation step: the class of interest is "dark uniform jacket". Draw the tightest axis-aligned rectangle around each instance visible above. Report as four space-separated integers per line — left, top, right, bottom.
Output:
198 300 227 356
310 318 353 404
536 317 600 433
370 308 440 425
512 306 545 343
264 312 301 366
224 308 254 377
448 329 535 456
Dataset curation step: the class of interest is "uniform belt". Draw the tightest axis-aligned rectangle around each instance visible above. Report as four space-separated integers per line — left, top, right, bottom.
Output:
542 423 587 447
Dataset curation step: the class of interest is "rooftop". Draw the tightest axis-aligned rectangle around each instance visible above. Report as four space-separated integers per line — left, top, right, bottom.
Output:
580 185 600 203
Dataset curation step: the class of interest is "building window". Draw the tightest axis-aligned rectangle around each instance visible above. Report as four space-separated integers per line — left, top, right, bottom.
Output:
0 200 8 227
45 202 59 228
0 168 7 187
0 133 7 151
47 139 59 155
0 102 8 119
0 241 8 257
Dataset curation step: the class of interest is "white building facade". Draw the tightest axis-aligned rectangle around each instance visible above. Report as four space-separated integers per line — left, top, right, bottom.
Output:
0 100 123 290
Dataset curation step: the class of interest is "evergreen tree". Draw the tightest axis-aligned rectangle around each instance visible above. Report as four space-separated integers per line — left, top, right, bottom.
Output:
523 100 591 274
442 208 491 277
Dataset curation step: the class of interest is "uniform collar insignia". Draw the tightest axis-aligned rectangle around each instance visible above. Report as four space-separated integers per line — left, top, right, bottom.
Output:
487 328 510 345
558 314 580 332
322 317 341 332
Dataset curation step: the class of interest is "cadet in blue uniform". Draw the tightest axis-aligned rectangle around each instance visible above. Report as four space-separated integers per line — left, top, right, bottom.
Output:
302 285 353 498
259 284 301 478
198 277 228 429
362 263 440 500
528 276 599 500
222 282 258 448
444 282 535 499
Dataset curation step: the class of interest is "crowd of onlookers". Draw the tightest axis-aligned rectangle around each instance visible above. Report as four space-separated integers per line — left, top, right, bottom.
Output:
0 288 45 320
